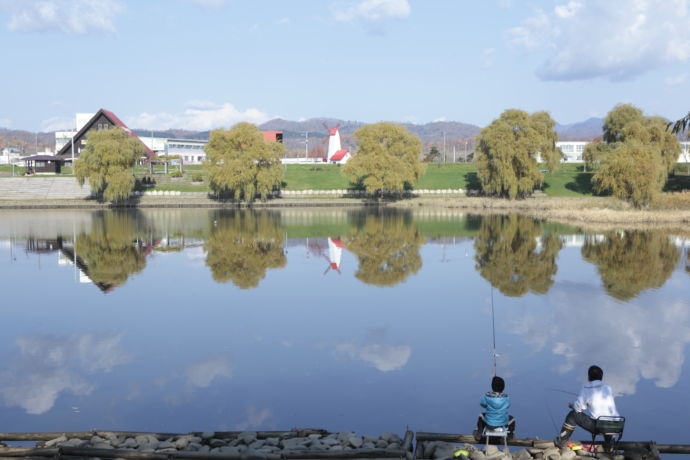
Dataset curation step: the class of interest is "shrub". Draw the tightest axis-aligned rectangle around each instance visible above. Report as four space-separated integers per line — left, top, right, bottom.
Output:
170 170 183 178
191 172 203 182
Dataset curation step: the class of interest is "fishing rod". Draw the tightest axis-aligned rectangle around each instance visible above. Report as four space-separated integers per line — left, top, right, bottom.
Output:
547 388 578 397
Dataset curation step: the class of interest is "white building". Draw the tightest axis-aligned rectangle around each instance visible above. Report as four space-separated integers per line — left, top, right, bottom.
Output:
555 140 690 163
0 148 22 165
54 113 95 153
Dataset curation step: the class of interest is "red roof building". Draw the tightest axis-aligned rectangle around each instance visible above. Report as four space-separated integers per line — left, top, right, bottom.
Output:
56 108 154 160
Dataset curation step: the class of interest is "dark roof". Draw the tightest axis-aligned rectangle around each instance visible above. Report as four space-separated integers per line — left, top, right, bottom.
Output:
56 108 154 158
22 155 64 162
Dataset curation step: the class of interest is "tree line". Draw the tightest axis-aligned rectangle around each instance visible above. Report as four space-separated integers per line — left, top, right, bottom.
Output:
74 103 685 207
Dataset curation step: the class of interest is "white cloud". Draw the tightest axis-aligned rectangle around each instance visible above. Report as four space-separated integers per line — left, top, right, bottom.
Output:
512 283 690 395
507 0 690 81
41 116 73 132
333 0 410 23
277 17 290 24
336 333 411 372
127 102 272 131
665 74 687 87
1 0 124 34
0 118 11 128
0 334 130 414
433 117 447 123
186 355 233 388
235 406 272 431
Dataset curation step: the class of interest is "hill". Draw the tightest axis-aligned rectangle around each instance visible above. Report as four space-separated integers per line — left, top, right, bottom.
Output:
554 117 603 140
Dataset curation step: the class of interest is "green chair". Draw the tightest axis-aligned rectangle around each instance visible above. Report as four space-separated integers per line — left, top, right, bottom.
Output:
591 416 625 453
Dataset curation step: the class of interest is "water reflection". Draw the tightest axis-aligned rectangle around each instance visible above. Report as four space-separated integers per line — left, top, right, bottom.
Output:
582 230 680 300
72 211 151 292
0 334 130 414
474 214 563 297
204 211 286 289
345 210 424 287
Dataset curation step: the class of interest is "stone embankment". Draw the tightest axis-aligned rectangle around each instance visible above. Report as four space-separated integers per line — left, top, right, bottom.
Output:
31 430 413 459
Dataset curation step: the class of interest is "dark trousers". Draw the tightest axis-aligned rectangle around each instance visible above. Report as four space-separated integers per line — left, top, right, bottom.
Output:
477 414 516 438
557 410 598 442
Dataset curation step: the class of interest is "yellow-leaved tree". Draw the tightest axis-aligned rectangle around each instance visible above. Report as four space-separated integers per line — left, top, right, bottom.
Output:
342 122 424 195
74 128 143 202
475 109 561 199
204 123 283 201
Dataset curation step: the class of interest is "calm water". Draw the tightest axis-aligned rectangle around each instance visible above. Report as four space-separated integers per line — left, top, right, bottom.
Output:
0 208 688 446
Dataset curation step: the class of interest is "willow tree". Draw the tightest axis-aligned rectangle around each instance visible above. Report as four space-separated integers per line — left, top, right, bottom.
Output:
204 123 283 201
204 211 286 289
342 122 424 194
344 210 424 287
74 128 143 202
589 104 680 207
474 214 563 297
582 230 679 301
74 211 147 291
475 109 561 199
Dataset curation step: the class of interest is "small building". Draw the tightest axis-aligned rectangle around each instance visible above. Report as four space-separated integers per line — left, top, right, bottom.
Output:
261 130 284 143
21 155 64 174
55 109 154 163
555 141 588 163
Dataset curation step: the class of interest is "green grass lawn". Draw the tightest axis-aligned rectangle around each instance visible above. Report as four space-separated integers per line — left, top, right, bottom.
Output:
282 164 351 190
542 163 594 197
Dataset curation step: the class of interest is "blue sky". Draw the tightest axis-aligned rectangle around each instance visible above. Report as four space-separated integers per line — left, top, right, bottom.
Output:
1 0 690 132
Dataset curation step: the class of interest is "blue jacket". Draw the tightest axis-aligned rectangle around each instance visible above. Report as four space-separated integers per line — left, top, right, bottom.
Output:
480 392 510 427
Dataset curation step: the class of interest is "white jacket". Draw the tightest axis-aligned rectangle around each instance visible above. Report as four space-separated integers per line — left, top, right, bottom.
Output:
573 380 619 419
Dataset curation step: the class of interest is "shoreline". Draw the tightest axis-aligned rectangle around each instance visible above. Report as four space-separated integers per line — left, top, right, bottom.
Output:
1 195 689 227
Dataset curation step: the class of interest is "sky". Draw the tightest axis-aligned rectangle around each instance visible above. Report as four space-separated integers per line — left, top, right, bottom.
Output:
1 0 690 132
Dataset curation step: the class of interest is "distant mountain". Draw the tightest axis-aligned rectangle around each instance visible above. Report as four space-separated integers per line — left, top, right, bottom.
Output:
0 128 54 155
555 117 604 140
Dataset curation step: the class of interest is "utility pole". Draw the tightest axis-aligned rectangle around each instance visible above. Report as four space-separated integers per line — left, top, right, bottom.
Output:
453 145 456 163
304 131 309 160
464 139 468 163
443 132 446 163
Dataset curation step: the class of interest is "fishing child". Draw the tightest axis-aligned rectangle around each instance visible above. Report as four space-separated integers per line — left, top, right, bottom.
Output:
474 376 516 441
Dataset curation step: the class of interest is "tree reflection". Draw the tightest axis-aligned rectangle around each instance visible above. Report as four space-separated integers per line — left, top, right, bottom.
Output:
345 210 424 287
474 214 563 297
582 231 679 301
73 211 148 291
204 211 286 289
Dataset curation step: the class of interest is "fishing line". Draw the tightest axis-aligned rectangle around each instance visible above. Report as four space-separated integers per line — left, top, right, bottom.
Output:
546 388 578 397
543 397 558 432
491 286 497 377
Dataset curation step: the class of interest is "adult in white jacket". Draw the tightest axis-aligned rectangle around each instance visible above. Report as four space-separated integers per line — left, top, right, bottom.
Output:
555 365 619 446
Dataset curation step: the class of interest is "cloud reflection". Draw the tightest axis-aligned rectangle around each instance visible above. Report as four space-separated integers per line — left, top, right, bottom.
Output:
512 283 690 395
0 334 130 414
336 330 411 372
186 355 233 388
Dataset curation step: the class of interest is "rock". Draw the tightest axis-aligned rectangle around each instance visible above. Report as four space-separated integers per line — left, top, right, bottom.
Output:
174 438 189 449
387 442 402 451
310 440 326 450
514 449 533 460
308 434 321 440
363 435 378 443
198 445 210 453
470 450 487 460
239 431 258 445
243 448 267 460
337 432 355 442
209 439 226 448
544 447 561 460
188 442 202 451
91 436 106 445
264 437 279 446
486 445 500 456
322 437 340 446
329 445 344 451
135 435 150 446
45 436 68 448
529 449 544 455
122 438 137 449
158 441 173 449
349 436 363 448
380 432 397 442
221 446 242 456
189 436 202 443
363 442 376 449
201 431 214 440
376 439 388 448
281 437 309 450
434 443 456 459
93 443 113 449
65 438 87 448
249 440 265 449
561 450 577 460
